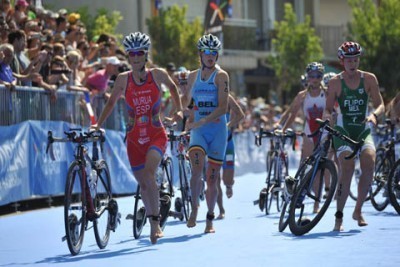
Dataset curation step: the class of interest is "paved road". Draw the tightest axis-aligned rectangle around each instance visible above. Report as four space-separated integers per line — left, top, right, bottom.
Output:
0 172 399 267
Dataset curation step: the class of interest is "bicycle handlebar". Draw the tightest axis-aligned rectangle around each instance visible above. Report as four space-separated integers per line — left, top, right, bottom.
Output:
46 128 106 155
311 119 364 160
255 127 297 149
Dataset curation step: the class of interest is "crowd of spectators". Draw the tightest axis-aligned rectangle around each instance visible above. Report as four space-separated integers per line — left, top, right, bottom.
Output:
0 0 298 131
0 0 130 116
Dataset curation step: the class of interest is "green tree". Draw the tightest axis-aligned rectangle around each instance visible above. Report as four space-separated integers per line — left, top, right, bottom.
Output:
146 4 203 70
348 0 400 99
73 7 123 42
268 3 323 104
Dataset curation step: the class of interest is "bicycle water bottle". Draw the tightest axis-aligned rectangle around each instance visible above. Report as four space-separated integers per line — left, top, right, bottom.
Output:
88 169 97 198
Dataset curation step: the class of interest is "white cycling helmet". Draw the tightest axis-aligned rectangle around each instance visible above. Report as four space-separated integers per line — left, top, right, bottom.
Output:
322 72 337 87
197 34 222 51
306 62 325 74
123 32 151 52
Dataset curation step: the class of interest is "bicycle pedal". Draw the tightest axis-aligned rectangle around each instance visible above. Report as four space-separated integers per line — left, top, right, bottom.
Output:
62 235 67 242
126 213 134 220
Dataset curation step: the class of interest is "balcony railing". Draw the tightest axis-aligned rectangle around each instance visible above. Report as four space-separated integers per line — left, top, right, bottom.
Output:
222 18 270 51
315 25 347 59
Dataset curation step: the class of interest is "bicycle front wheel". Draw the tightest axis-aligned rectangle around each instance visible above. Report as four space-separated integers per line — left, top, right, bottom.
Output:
370 148 392 211
133 185 147 239
64 161 86 256
288 160 337 236
388 159 400 215
179 159 192 221
278 162 308 232
159 157 174 230
264 155 276 215
93 160 112 249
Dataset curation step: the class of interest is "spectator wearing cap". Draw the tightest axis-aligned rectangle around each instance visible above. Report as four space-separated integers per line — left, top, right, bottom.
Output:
84 56 121 97
68 12 80 25
13 0 29 28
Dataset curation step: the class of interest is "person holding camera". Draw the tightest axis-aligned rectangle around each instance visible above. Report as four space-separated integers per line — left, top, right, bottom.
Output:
84 56 121 99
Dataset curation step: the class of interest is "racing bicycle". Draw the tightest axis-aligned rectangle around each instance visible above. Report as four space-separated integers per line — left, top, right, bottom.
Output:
46 128 119 255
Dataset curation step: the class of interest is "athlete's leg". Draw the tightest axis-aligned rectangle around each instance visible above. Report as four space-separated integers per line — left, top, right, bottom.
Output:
187 148 206 227
133 149 163 243
205 160 223 233
353 147 375 226
216 175 225 219
334 148 355 231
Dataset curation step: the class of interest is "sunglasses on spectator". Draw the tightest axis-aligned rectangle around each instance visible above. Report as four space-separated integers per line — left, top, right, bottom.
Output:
201 49 218 56
128 50 146 57
308 73 323 79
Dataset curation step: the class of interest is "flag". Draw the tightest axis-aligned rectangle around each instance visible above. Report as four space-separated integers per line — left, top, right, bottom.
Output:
204 0 232 34
153 0 162 16
84 92 96 125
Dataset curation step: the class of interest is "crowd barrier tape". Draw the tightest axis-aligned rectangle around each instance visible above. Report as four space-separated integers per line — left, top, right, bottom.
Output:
0 120 302 206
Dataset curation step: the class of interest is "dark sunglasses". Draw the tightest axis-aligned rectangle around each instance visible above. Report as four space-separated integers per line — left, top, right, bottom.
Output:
308 73 323 79
128 50 146 57
201 49 218 56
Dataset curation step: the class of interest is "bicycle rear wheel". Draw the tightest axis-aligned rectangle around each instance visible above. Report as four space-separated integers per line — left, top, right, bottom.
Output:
64 161 86 256
133 185 147 239
179 159 192 221
370 148 392 211
288 160 337 236
93 160 112 249
388 159 400 215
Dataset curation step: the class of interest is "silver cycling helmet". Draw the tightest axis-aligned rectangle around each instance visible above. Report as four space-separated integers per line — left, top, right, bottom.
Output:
322 72 337 87
306 62 325 74
123 32 151 52
197 34 222 51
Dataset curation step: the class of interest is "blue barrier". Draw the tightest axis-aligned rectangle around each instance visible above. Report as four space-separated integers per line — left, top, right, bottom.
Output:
0 120 136 206
0 121 302 206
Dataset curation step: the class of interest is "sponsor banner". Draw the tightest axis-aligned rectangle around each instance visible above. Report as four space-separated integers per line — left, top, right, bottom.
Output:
0 121 136 206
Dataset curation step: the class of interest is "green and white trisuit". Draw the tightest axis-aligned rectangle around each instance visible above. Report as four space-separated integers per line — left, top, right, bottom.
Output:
333 72 375 157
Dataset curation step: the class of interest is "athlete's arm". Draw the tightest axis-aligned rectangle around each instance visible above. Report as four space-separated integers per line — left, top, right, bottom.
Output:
323 76 340 123
365 72 384 125
227 94 245 128
180 70 196 108
282 90 305 132
93 72 127 129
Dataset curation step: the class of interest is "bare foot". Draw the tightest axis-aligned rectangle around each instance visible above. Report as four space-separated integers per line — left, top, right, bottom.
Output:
226 186 233 198
204 219 215 233
149 220 164 244
187 208 198 228
333 218 344 231
217 213 225 220
352 212 368 227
